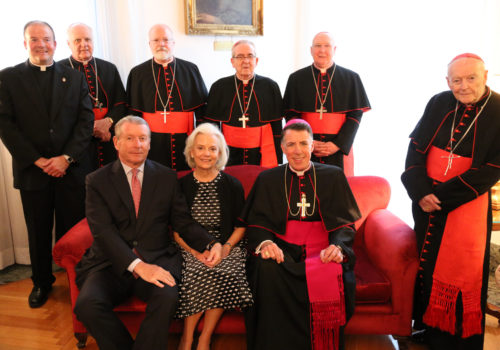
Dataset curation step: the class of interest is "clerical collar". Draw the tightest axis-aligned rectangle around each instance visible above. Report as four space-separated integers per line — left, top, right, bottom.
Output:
236 74 255 84
313 62 334 74
288 162 312 176
154 56 174 67
70 56 93 66
29 59 54 72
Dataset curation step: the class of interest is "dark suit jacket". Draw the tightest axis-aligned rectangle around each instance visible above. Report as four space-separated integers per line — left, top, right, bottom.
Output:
0 60 94 190
75 159 214 288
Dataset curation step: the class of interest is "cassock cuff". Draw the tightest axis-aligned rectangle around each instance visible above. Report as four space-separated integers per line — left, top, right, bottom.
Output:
128 258 142 273
255 240 273 254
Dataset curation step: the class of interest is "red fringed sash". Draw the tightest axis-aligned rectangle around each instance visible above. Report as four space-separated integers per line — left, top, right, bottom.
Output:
423 146 487 338
281 221 345 350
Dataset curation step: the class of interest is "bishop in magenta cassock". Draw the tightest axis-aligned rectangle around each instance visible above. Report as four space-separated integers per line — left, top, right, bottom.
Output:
242 119 361 350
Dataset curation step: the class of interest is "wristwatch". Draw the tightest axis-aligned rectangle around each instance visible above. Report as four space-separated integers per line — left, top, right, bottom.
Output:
63 154 74 164
206 240 219 250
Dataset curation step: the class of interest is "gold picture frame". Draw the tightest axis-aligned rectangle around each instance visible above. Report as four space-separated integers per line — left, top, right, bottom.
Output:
185 0 263 36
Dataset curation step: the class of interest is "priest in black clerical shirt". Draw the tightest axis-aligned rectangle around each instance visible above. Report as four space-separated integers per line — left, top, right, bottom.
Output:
0 21 94 308
241 119 360 350
61 22 127 169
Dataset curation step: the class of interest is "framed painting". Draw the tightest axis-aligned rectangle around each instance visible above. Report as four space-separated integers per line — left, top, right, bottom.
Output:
185 0 263 36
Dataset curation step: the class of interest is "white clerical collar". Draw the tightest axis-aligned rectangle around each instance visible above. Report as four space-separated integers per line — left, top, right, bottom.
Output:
288 162 312 176
154 56 174 67
236 73 254 84
71 56 93 66
313 62 334 74
29 59 54 71
121 161 145 175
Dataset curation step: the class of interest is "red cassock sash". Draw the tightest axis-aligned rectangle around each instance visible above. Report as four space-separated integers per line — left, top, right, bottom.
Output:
93 107 108 121
301 112 346 134
222 123 278 168
279 220 345 350
142 111 194 134
423 146 487 337
300 112 354 176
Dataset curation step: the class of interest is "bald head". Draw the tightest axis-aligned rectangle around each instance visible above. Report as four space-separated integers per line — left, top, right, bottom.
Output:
447 56 488 105
310 32 336 70
312 32 335 46
148 24 175 64
67 23 93 63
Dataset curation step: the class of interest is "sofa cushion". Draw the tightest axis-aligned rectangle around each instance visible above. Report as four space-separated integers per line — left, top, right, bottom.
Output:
354 247 391 304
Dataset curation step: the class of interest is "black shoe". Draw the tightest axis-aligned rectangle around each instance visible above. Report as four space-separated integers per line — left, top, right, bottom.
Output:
410 328 427 344
28 285 52 308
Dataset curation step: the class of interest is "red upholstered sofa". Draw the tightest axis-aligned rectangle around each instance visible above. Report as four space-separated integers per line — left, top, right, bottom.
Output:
53 165 418 349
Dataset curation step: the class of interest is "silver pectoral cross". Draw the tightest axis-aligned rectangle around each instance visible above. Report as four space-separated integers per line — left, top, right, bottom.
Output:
95 100 103 112
161 108 169 123
316 106 327 120
442 153 461 176
239 114 249 128
297 193 310 218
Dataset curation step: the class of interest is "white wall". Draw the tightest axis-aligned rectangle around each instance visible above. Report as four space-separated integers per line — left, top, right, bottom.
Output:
1 0 499 238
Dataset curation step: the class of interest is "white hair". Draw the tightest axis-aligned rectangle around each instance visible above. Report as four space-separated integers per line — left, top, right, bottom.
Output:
184 123 229 170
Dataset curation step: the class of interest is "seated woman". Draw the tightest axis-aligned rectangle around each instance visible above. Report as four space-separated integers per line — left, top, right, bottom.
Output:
174 123 253 350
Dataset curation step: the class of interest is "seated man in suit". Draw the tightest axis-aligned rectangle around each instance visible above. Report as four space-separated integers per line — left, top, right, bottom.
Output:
74 116 222 350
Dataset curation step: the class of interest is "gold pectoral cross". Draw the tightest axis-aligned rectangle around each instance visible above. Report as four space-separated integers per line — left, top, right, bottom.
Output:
316 106 327 120
161 108 169 123
239 114 249 128
297 193 310 218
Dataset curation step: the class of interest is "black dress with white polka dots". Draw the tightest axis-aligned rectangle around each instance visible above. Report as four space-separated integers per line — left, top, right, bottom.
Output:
175 173 253 318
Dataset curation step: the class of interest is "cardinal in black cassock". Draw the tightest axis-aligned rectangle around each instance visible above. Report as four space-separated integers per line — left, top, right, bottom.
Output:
127 24 208 171
402 54 500 350
283 32 370 174
62 23 127 169
205 40 283 167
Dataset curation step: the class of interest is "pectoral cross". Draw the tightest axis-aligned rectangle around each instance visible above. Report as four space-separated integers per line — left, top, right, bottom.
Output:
297 193 310 218
95 100 103 112
442 153 461 176
239 114 249 128
316 106 327 120
161 108 169 123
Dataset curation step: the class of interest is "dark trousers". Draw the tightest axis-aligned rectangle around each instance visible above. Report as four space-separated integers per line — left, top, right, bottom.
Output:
74 267 178 350
20 180 85 288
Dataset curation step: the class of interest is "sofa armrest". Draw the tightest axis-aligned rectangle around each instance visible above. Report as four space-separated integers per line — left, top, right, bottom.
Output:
53 218 93 270
362 209 418 314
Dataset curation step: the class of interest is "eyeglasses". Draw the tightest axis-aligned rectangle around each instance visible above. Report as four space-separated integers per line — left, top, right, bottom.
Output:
150 39 174 45
232 54 256 61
